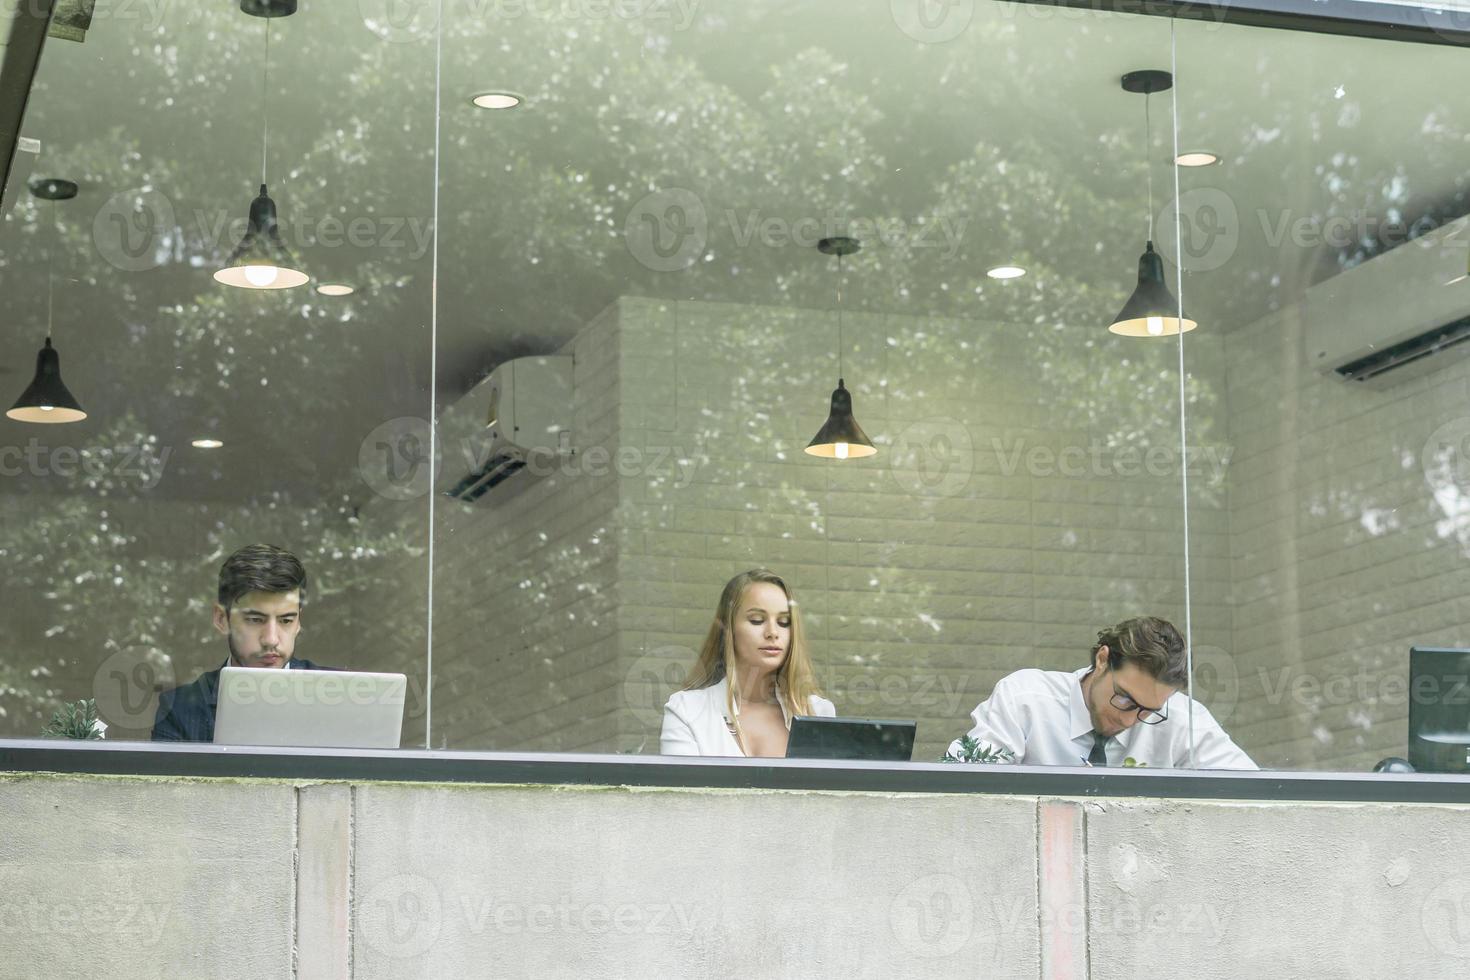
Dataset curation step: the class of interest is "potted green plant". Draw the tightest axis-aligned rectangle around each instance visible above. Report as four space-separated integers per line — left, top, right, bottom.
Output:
40 699 106 739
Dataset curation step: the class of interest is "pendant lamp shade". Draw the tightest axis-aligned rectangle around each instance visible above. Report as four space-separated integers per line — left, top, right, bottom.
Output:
213 184 309 289
240 0 296 15
804 378 876 459
1108 241 1197 338
7 338 86 424
805 236 877 460
1109 69 1198 339
218 5 306 289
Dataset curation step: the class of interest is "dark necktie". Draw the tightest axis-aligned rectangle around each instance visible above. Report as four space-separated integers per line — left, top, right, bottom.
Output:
1088 731 1109 767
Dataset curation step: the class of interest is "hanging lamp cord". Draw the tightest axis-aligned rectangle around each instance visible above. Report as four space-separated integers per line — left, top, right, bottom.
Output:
261 18 271 187
837 251 845 381
1144 87 1154 243
46 198 55 341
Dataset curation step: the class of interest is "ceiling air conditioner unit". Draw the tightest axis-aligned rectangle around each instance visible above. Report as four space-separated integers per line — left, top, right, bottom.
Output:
1304 215 1470 389
437 355 573 502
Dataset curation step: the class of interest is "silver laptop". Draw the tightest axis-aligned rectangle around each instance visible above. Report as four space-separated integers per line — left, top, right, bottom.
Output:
213 666 407 749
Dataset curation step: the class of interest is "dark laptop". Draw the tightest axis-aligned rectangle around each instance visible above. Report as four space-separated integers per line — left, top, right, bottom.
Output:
786 715 917 762
1408 647 1470 773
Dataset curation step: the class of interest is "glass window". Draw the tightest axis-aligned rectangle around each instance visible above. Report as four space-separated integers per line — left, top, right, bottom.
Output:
0 2 437 745
7 1 1466 780
1175 16 1470 773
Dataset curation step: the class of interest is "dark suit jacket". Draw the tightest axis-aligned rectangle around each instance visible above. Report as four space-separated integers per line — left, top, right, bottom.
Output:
151 658 329 742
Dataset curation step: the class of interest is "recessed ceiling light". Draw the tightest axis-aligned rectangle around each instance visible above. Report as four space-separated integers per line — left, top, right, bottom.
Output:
986 265 1026 280
1175 151 1220 167
192 438 224 449
315 283 354 296
472 91 522 110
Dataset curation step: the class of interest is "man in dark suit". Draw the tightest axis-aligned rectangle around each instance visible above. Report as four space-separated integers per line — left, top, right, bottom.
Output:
152 543 328 742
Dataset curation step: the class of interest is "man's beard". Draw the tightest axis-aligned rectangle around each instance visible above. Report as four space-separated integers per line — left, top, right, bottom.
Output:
227 633 283 667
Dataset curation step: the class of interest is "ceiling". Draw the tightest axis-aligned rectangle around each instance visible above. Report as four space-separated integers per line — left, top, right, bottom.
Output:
2 0 1469 503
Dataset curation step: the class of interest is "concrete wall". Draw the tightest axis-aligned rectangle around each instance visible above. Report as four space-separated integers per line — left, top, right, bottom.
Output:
1219 305 1470 771
2 772 1467 979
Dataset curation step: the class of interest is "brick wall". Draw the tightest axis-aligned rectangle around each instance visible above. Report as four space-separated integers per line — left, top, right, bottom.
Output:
423 296 1234 758
1221 304 1470 770
29 292 1468 768
427 303 625 751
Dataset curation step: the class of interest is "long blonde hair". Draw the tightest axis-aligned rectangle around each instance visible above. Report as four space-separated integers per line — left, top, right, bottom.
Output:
683 568 823 749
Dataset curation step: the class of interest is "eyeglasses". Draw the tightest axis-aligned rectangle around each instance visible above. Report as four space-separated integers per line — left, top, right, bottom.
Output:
1108 677 1168 725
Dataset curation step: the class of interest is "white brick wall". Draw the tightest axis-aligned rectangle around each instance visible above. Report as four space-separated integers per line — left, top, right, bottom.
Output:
1222 303 1470 770
426 303 625 751
18 292 1468 769
609 297 1233 760
422 296 1234 757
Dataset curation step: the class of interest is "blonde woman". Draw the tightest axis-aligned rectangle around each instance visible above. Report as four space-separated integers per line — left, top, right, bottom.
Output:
661 568 835 757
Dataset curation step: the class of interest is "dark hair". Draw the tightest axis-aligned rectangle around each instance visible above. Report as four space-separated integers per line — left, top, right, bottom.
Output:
217 544 307 611
1090 616 1188 688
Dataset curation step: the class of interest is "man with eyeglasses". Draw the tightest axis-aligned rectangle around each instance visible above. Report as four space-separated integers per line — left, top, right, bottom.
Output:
945 616 1255 769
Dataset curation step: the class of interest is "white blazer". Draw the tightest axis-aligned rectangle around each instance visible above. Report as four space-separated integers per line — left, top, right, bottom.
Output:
661 676 836 756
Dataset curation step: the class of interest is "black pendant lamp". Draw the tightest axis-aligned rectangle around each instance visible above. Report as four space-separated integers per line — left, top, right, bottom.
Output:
1108 70 1197 339
805 237 876 460
8 179 86 425
215 0 308 289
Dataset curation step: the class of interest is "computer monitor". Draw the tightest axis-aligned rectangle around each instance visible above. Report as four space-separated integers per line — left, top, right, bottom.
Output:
213 667 407 749
1408 647 1470 773
786 716 917 762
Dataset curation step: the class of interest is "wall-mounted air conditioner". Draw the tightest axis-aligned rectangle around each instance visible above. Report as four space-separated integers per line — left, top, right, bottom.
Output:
1305 215 1470 388
436 355 573 502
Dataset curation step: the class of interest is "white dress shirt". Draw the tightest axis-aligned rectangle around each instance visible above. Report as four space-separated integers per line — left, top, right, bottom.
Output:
661 676 837 757
947 667 1257 770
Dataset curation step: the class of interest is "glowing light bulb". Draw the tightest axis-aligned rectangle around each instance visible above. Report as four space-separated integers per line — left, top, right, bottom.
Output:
1146 316 1165 336
39 405 54 412
835 442 849 460
244 264 280 287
